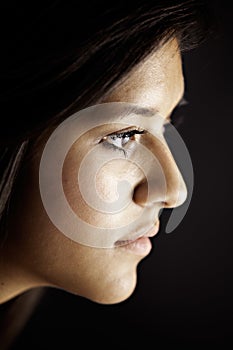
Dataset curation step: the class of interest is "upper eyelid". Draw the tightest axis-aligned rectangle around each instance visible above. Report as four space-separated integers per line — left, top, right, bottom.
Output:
95 126 140 144
106 126 145 137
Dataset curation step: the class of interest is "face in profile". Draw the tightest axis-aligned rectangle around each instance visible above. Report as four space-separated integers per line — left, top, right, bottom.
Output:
3 38 187 305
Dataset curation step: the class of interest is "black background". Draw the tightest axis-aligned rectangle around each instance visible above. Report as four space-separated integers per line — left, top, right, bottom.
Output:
11 1 233 347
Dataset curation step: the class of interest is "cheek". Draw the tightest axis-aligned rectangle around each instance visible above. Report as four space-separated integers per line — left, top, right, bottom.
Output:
95 159 142 203
62 144 146 228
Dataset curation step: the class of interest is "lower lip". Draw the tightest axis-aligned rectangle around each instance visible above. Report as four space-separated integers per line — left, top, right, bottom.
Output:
118 236 152 256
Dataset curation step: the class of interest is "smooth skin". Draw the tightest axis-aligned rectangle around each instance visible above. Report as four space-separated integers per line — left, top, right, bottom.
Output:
0 38 187 305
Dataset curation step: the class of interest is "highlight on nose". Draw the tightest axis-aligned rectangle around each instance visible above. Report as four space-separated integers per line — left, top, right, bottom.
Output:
132 173 187 209
163 174 188 208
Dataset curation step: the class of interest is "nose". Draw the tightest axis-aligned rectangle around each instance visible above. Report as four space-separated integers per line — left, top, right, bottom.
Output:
133 135 188 209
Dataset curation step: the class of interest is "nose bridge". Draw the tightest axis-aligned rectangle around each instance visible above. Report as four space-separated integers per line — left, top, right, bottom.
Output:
159 143 188 208
133 135 188 208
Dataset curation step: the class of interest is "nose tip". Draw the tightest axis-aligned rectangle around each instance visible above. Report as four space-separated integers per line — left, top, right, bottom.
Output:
133 172 188 209
164 175 188 208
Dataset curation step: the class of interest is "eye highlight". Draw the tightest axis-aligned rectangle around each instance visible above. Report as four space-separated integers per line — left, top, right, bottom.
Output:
100 128 145 156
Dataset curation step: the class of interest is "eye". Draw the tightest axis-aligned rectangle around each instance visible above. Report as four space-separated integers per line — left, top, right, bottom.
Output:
101 128 145 153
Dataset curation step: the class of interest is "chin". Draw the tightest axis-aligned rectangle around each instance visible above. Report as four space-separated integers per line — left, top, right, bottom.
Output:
79 267 138 305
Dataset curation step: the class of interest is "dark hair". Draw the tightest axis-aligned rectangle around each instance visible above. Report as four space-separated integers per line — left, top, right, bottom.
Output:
0 0 215 347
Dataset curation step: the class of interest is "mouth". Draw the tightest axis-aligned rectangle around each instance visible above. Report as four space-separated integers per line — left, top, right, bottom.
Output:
114 220 160 247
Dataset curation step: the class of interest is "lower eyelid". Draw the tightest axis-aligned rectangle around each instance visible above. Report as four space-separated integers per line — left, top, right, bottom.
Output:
102 140 127 156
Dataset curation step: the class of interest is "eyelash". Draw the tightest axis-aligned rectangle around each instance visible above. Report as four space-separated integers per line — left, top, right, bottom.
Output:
101 128 145 156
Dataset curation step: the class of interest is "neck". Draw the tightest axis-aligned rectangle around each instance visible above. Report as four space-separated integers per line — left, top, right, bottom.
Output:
0 256 45 305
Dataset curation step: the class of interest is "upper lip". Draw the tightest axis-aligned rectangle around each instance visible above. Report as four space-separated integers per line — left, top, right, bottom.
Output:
143 221 160 237
115 220 160 246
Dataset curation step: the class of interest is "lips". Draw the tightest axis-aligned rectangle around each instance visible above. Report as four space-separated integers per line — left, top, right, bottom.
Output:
143 220 160 237
115 220 160 247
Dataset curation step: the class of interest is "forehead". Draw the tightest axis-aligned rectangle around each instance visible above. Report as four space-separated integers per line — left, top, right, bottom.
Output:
103 38 184 117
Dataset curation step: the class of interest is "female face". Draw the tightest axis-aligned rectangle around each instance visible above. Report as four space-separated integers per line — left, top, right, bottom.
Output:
3 38 187 304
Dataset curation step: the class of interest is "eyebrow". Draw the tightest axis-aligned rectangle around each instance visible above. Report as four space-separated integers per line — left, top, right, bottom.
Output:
116 106 155 122
119 95 188 120
127 98 187 116
124 106 156 118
